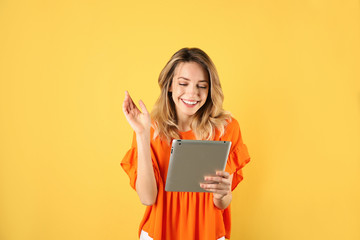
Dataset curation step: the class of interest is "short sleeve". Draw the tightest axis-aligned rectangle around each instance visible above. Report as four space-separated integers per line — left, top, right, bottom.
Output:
120 131 162 190
224 118 251 191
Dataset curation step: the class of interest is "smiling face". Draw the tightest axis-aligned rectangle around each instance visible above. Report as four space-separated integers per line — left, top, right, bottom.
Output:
169 61 210 126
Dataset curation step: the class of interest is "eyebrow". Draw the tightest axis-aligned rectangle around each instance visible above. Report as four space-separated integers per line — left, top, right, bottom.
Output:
178 77 208 82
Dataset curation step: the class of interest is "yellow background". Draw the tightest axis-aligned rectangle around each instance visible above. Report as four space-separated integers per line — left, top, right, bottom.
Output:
0 0 359 239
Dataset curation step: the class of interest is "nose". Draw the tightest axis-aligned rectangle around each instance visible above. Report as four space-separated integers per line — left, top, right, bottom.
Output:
186 83 199 96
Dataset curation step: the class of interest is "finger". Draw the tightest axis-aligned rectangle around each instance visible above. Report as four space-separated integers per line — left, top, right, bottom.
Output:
123 98 130 115
122 103 128 115
124 91 131 104
139 99 149 114
123 97 133 116
200 183 230 190
123 103 133 117
125 91 137 111
216 171 230 178
211 189 229 195
123 91 128 107
200 182 225 192
122 102 132 118
204 176 231 185
129 97 136 111
123 94 139 117
123 91 133 112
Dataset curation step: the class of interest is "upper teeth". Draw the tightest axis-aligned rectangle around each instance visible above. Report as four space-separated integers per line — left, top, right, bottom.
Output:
183 99 197 105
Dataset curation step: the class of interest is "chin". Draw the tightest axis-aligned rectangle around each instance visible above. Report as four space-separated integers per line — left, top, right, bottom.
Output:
185 108 201 116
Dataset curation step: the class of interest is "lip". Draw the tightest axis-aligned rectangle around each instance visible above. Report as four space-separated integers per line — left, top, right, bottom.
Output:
181 98 199 108
181 98 199 102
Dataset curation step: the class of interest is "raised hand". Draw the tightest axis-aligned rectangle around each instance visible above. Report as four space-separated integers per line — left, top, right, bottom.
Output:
122 91 151 135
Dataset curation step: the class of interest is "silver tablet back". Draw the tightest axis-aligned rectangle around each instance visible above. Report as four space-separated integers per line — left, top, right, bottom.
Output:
165 139 232 192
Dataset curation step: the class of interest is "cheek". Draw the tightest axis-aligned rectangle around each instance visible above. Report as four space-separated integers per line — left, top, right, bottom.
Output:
172 89 181 101
171 93 177 103
202 91 209 101
173 88 184 98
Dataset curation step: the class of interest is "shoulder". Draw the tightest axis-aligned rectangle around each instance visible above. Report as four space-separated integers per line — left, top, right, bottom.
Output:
219 116 242 141
149 123 168 146
225 116 240 132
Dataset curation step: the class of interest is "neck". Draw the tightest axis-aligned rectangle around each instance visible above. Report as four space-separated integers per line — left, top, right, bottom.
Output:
177 115 192 132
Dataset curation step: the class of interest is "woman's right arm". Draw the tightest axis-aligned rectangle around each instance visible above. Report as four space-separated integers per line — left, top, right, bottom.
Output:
135 132 158 205
122 91 158 206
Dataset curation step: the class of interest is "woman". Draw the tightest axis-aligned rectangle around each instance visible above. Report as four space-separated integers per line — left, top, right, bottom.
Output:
121 47 251 239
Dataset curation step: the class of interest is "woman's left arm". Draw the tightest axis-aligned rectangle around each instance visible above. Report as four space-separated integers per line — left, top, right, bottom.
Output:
200 171 233 210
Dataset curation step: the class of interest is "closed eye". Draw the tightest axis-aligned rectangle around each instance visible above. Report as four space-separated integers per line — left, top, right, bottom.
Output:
179 83 207 89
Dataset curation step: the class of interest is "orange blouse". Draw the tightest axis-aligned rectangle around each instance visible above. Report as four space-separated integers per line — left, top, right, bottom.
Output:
121 117 251 240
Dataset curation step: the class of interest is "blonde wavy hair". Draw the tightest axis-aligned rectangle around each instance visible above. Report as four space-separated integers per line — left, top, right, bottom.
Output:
151 47 232 143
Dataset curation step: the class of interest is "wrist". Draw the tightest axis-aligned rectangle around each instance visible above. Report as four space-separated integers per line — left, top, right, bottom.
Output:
136 132 151 151
136 131 150 140
213 193 232 210
214 195 225 200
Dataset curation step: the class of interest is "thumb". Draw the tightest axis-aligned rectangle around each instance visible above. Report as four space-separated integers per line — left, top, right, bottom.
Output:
139 99 149 114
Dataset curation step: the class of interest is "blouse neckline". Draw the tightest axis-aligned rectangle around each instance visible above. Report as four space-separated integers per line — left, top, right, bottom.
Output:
179 129 192 134
179 129 194 139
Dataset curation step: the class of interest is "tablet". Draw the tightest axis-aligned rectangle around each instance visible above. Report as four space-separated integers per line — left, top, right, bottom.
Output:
165 139 232 192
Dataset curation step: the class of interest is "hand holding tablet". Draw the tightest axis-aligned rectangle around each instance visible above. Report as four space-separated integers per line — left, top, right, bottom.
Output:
200 170 232 199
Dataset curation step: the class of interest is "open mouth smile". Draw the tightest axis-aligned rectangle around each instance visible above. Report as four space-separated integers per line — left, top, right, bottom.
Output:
181 99 199 107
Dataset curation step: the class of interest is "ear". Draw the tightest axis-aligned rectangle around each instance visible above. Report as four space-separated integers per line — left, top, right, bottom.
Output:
168 82 172 92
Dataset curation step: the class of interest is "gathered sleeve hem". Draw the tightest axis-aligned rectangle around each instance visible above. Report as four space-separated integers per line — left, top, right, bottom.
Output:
226 143 251 191
223 117 251 191
121 146 138 190
120 131 163 191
